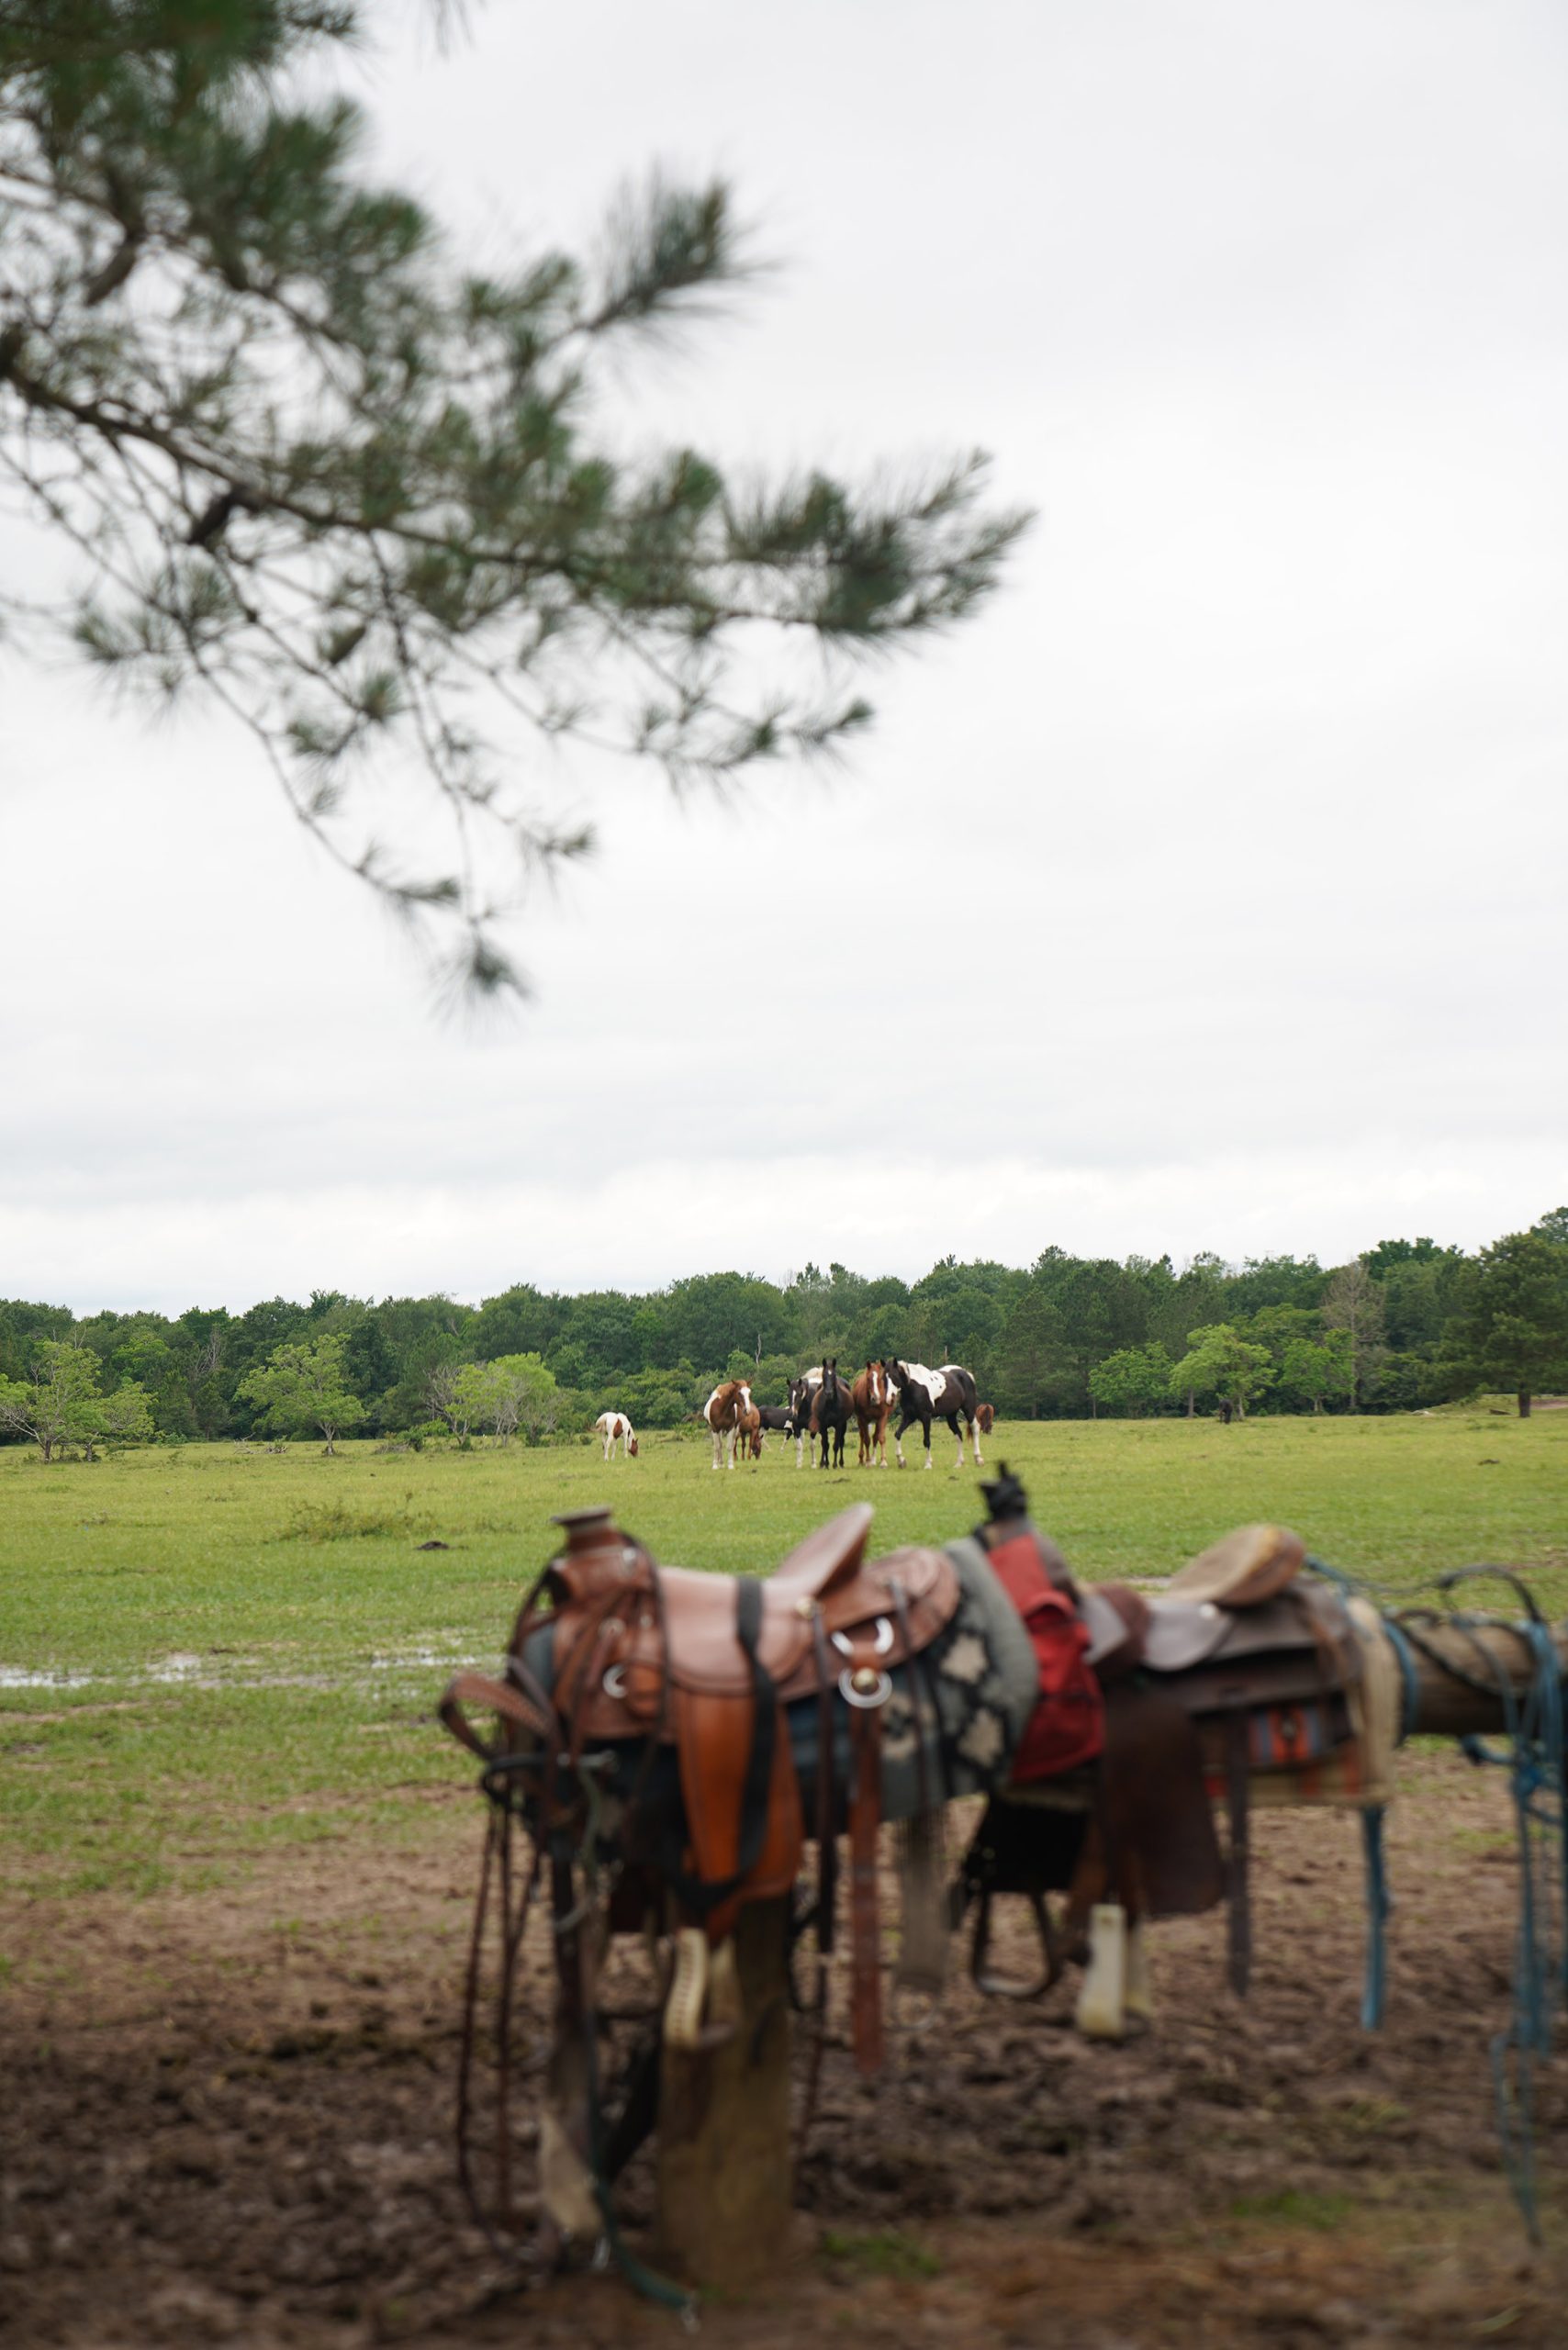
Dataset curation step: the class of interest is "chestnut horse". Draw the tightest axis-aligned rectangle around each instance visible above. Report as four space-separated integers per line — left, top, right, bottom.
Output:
850 1360 894 1467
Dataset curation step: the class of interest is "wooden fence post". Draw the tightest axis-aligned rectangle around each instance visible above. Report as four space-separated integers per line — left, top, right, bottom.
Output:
655 1897 794 2290
1383 1617 1568 1738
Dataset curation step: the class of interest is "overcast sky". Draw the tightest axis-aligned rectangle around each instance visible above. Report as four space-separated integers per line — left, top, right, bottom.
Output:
6 0 1566 1316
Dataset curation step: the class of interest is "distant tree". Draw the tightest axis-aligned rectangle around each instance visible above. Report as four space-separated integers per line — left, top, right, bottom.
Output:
1531 1208 1568 1247
1440 1232 1568 1417
1148 1250 1232 1360
473 1284 566 1363
484 1354 558 1445
992 1288 1079 1419
1363 1235 1446 1278
1225 1255 1327 1315
0 1339 105 1460
1169 1325 1273 1421
84 1381 156 1459
1320 1261 1387 1410
1280 1333 1353 1415
238 1334 364 1452
615 1367 695 1429
0 2 1025 996
1088 1343 1173 1417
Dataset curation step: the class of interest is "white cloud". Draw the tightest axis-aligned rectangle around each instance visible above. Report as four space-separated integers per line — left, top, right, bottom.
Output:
4 0 1565 1313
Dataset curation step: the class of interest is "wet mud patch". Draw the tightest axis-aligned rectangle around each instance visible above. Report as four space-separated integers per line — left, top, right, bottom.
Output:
3 1752 1567 2346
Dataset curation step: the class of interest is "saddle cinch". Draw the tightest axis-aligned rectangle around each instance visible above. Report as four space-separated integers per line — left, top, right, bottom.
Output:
967 1516 1370 2001
440 1502 975 2073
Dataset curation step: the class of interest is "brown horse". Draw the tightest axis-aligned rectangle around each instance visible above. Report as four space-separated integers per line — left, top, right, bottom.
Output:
851 1360 894 1467
701 1378 753 1471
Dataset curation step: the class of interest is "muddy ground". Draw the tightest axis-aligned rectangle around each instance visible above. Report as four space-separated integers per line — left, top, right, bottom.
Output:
4 1751 1566 2348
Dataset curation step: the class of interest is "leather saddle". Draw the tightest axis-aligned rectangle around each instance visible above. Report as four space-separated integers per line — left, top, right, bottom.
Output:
442 1502 960 2073
1079 1523 1359 1700
974 1517 1362 2002
543 1501 955 1732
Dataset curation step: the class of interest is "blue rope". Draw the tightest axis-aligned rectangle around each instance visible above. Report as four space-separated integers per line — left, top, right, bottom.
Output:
1379 1616 1423 1748
1445 1606 1566 2242
1307 1552 1568 2236
1360 1806 1390 2031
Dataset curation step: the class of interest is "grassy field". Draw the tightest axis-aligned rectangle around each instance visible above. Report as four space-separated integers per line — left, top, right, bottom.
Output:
2 1408 1565 1898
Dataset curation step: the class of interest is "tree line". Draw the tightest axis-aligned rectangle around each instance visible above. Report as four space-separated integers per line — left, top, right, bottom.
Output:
3 1211 1566 1458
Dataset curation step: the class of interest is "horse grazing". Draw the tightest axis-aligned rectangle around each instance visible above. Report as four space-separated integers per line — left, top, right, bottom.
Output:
701 1378 753 1471
851 1360 894 1467
736 1401 763 1461
594 1410 637 1460
887 1360 984 1469
976 1404 996 1437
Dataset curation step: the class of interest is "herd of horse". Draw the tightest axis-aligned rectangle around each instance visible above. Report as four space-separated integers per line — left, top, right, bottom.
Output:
599 1360 996 1473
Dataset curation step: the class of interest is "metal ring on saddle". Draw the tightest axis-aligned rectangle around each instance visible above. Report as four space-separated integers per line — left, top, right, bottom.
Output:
833 1617 893 1659
839 1666 893 1709
601 1662 627 1698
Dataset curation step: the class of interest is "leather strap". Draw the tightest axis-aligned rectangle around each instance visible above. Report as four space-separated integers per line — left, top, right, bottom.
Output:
848 1702 883 2074
1226 1713 1251 1996
440 1671 552 1761
812 1610 837 1953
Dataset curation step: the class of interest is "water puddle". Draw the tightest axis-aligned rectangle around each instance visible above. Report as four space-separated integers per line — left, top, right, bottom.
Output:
1 1648 490 1695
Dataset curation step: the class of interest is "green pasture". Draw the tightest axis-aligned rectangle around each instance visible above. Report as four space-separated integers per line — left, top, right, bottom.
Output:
2 1411 1565 1897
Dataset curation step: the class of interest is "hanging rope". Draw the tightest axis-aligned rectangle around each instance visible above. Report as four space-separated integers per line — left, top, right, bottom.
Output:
1438 1578 1566 2244
1383 1567 1567 2244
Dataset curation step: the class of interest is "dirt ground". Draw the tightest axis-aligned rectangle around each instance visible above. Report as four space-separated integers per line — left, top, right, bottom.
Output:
4 1751 1567 2349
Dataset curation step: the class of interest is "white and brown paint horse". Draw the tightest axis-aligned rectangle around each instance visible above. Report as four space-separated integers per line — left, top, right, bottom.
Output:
850 1360 894 1467
593 1410 638 1460
701 1378 753 1471
887 1360 984 1469
786 1368 823 1468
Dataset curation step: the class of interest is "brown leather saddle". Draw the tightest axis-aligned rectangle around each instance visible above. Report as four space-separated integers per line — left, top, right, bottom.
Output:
442 1502 960 2072
969 1520 1363 1999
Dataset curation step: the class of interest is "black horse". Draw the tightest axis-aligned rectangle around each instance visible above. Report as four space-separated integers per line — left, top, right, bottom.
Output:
886 1359 983 1469
791 1359 852 1468
755 1403 795 1454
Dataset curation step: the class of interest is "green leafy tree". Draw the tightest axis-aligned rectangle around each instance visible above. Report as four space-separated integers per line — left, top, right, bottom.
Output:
992 1288 1079 1419
1087 1343 1173 1417
1225 1255 1327 1315
1440 1231 1568 1417
1169 1324 1273 1420
85 1379 156 1458
0 1338 106 1459
0 2 1025 994
1280 1333 1353 1415
491 1354 559 1445
1148 1250 1232 1359
237 1332 364 1451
